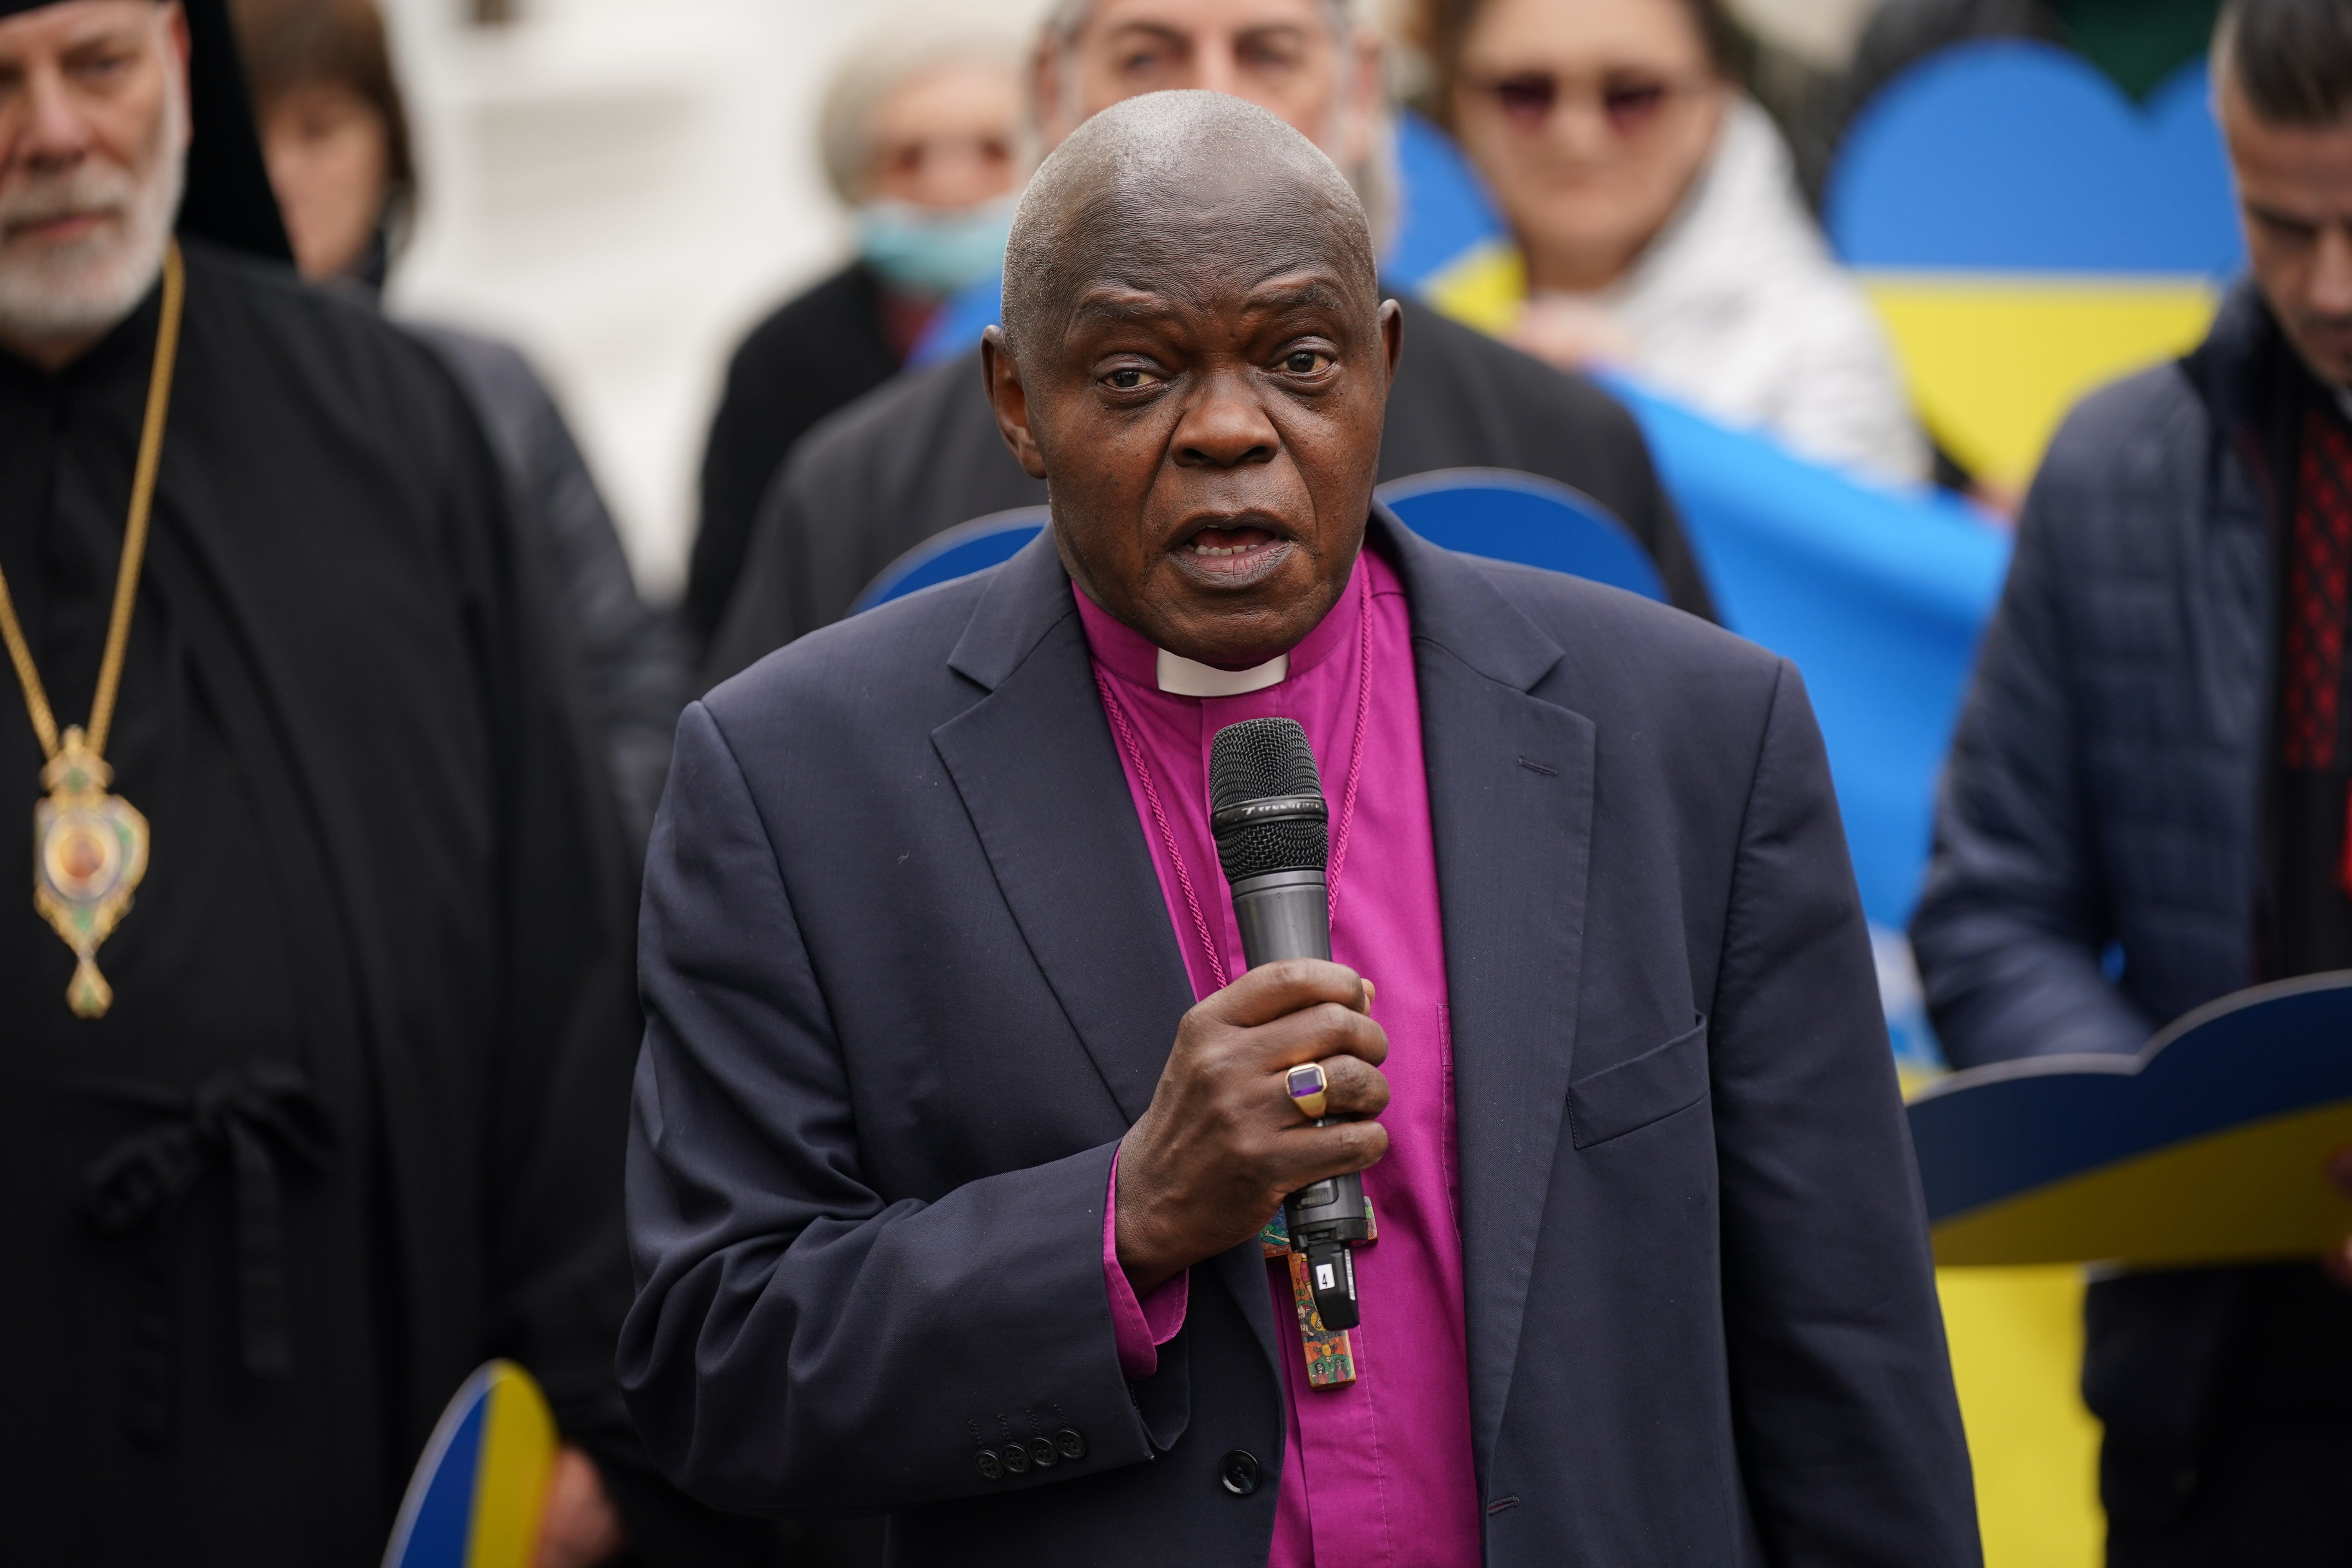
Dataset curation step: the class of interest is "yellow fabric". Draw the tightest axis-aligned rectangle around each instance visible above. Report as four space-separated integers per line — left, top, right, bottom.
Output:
466 1360 557 1568
1859 274 2219 489
1938 1267 2104 1568
1421 241 1528 339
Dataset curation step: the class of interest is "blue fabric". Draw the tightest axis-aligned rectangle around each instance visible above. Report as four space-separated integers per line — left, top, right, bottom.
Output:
1909 284 2274 1072
855 478 1663 614
851 509 1050 613
1607 380 2011 929
907 264 1005 370
1377 468 1667 601
1384 112 1510 291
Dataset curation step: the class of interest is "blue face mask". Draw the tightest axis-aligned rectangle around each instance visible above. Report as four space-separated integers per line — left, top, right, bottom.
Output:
857 194 1016 297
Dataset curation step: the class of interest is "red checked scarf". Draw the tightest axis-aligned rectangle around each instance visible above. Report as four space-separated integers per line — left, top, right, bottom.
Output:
2281 404 2352 893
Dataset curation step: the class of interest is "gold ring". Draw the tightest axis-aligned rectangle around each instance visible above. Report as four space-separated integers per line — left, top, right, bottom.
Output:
1285 1062 1328 1122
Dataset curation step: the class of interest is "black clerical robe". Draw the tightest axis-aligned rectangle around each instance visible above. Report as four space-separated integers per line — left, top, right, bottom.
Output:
701 293 1715 686
0 243 736 1563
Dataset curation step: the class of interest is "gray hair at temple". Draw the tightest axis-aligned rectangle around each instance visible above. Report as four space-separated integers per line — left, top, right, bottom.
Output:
1032 0 1397 248
1000 90 1376 358
2213 0 2352 126
817 4 1032 206
1037 0 1360 44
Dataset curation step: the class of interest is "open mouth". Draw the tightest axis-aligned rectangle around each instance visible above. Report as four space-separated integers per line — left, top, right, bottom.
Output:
1176 522 1288 579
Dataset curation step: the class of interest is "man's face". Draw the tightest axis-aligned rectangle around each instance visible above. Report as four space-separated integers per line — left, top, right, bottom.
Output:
984 179 1399 666
1038 0 1380 173
0 0 186 359
2221 72 2352 385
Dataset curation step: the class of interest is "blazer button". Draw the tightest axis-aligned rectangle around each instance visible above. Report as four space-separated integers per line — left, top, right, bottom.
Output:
1027 1436 1058 1470
1055 1427 1087 1461
1219 1449 1262 1497
1003 1442 1032 1476
975 1449 1003 1481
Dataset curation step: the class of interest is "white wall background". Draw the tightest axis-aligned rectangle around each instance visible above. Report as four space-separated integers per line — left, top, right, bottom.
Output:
376 0 1038 603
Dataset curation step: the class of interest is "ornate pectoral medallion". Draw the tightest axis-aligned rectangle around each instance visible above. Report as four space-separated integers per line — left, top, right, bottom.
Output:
32 726 148 1018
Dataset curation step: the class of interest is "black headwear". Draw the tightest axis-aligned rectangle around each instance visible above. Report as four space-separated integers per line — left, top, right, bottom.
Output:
0 0 293 263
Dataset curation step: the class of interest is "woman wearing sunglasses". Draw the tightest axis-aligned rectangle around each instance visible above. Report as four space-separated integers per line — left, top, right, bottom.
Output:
1412 0 1928 486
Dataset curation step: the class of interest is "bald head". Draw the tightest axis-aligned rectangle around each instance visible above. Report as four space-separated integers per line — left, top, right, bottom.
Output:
1001 90 1376 359
978 87 1400 670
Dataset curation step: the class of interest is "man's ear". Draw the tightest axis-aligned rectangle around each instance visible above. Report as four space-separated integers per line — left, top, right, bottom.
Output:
1379 298 1405 385
982 326 1050 480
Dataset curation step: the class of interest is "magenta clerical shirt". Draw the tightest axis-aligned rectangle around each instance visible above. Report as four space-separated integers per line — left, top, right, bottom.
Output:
1080 547 1482 1568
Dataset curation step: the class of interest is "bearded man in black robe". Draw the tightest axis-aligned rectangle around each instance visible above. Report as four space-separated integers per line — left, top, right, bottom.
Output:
0 3 749 1563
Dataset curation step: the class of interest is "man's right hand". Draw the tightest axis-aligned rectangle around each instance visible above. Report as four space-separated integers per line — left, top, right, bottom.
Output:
1114 960 1390 1297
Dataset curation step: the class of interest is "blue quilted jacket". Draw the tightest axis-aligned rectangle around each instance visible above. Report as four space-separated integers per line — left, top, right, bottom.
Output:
1913 284 2277 1069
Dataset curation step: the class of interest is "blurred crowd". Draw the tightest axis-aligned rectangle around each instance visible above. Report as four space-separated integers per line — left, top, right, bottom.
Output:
250 0 2239 708
9 0 2343 1561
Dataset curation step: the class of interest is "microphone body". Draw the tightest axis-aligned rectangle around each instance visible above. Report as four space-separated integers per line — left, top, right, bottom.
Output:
1210 719 1368 1332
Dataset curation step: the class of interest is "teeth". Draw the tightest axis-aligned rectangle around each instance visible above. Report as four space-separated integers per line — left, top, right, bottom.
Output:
1190 541 1255 557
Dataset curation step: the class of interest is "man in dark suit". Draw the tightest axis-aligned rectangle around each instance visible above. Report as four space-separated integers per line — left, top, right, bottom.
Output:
624 91 1976 1566
698 0 1712 686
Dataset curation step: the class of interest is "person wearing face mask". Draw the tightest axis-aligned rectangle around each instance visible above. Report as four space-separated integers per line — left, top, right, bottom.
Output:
230 0 688 858
1417 0 1928 487
698 0 1717 688
684 9 1030 654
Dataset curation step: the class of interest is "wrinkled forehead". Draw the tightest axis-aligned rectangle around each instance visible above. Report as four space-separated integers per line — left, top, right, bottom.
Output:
1066 179 1368 310
1011 154 1376 355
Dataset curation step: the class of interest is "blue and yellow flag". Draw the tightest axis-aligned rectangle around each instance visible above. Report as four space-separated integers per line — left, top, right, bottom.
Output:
383 1360 559 1568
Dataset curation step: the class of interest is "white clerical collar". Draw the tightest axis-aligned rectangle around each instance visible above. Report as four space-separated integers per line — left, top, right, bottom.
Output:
1156 648 1288 696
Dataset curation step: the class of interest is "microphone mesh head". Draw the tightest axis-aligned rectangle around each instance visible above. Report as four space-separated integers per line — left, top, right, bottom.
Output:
1209 718 1328 882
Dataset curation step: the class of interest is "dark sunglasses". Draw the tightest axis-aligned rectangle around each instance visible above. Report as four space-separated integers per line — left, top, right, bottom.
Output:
1471 69 1701 133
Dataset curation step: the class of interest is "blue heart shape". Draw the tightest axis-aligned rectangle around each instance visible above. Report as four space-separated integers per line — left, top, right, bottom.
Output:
1828 41 2243 276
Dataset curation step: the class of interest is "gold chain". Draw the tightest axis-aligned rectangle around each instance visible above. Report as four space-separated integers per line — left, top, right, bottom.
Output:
0 240 183 764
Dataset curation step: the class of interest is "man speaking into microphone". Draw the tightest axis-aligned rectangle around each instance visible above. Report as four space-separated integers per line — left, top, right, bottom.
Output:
621 92 1977 1566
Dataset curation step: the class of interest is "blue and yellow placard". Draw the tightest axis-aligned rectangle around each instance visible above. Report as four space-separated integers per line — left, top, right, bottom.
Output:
1826 42 2245 492
1909 973 2352 1267
383 1360 559 1568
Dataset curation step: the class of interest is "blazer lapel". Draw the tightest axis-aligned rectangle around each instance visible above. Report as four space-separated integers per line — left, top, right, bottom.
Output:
1383 514 1595 1488
935 538 1285 1377
931 534 1198 1125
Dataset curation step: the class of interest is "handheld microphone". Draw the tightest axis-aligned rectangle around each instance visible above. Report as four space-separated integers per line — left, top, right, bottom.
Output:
1209 717 1368 1332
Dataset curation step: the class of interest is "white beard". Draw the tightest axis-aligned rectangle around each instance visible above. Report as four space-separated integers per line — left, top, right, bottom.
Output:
0 75 186 345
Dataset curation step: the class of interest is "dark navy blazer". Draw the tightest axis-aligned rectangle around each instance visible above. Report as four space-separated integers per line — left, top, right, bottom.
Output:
620 511 1978 1566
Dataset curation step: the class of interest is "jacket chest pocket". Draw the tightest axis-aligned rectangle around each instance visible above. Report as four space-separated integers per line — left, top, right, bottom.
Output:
1567 1014 1708 1149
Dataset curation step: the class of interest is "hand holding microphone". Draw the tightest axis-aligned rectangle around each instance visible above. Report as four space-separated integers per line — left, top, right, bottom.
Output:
1112 719 1385 1325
